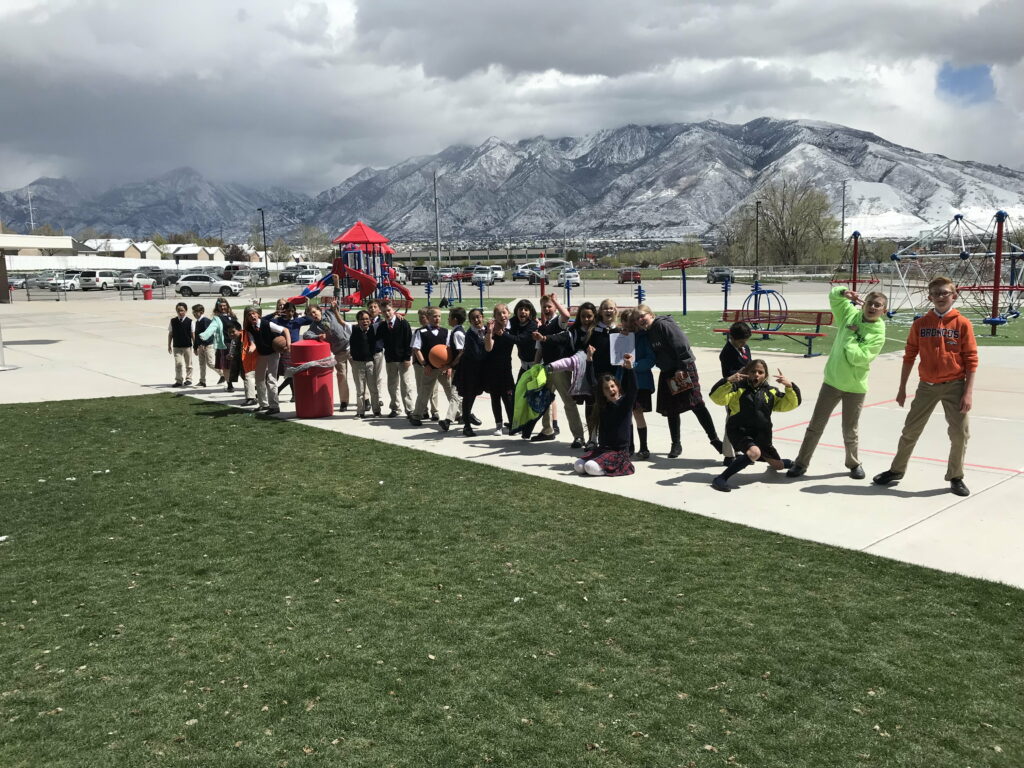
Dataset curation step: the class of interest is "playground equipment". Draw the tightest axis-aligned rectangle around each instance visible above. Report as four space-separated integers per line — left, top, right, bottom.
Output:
831 231 880 294
863 211 1023 333
658 256 707 315
330 222 414 312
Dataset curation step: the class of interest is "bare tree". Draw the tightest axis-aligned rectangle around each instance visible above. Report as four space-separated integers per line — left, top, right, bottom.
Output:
757 176 841 265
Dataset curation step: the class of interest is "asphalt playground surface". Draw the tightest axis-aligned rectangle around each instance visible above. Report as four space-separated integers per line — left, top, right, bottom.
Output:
2 277 1022 589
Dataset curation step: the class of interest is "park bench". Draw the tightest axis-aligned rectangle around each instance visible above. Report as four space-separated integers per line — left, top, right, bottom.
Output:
715 308 834 357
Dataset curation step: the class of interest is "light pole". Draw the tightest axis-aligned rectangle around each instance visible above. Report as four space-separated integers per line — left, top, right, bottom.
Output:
257 207 269 303
754 199 761 284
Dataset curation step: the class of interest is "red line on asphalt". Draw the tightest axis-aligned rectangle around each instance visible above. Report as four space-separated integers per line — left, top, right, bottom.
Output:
775 397 901 432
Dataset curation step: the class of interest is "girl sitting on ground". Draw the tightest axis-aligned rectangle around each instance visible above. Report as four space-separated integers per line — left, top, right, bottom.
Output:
708 359 802 492
572 353 637 477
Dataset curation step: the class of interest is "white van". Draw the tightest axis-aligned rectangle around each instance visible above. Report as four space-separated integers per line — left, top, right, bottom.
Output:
79 270 119 290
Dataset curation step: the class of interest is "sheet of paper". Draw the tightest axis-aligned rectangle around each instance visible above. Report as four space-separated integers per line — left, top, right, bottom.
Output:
610 331 635 366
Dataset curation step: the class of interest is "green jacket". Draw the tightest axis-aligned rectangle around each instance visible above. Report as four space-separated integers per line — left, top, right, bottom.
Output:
823 286 886 394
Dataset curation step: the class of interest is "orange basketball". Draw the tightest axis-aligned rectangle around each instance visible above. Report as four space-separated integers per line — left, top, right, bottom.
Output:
428 345 450 368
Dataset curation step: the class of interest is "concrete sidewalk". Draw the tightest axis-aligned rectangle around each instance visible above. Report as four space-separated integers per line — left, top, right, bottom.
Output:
2 286 1022 589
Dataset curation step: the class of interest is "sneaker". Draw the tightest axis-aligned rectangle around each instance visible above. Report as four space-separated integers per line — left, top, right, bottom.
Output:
638 449 650 460
430 414 440 422
786 463 807 478
241 399 256 407
198 380 207 387
388 410 399 418
408 417 424 427
950 478 970 497
583 440 597 452
530 432 556 442
710 438 724 454
468 415 482 426
372 411 382 417
872 470 904 486
570 438 585 449
438 419 451 432
711 476 731 493
264 407 280 416
463 425 475 437
849 465 866 480
338 403 348 412
172 382 182 388
183 380 192 386
667 442 682 459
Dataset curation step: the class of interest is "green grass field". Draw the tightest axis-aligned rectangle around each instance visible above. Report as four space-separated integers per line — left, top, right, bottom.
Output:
1 396 1021 767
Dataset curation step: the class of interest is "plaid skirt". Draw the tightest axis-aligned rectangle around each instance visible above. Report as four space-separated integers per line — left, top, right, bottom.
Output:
582 448 635 477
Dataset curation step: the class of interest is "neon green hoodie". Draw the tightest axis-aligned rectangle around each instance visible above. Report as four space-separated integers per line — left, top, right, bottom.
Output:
823 286 886 394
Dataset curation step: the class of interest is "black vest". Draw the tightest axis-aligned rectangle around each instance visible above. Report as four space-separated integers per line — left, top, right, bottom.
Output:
420 327 448 357
170 316 192 348
254 318 284 355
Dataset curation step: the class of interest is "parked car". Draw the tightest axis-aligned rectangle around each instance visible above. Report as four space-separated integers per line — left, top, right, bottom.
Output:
175 274 243 297
7 274 29 289
706 266 735 283
409 265 438 285
391 265 408 284
141 267 177 286
438 267 458 282
231 269 255 285
79 269 119 290
554 268 581 287
513 259 569 280
617 267 642 284
293 269 324 285
470 266 495 286
114 271 156 290
29 272 59 290
488 265 506 282
49 272 81 291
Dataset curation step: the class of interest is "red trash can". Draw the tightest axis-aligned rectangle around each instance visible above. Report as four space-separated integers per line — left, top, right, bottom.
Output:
142 285 154 300
290 339 334 418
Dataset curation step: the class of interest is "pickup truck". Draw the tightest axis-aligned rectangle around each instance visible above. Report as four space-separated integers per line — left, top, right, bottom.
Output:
409 265 438 285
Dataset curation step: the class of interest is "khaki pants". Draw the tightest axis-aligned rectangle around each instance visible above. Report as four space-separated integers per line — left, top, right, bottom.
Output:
255 353 280 409
541 369 584 439
243 369 256 400
795 382 865 469
413 368 461 421
334 349 350 406
890 379 970 481
386 361 415 415
195 344 216 384
352 360 380 416
372 351 386 408
173 346 193 384
413 364 440 417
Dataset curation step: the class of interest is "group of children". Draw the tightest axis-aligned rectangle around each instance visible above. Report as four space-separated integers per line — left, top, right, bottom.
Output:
167 275 979 496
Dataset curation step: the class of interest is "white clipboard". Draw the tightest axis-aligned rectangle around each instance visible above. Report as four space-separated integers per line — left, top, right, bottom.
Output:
610 331 635 366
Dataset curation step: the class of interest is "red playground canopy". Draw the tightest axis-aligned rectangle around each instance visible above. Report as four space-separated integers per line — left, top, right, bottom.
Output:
333 221 390 253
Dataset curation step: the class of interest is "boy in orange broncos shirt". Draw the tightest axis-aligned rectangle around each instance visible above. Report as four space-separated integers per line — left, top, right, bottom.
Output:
873 276 978 496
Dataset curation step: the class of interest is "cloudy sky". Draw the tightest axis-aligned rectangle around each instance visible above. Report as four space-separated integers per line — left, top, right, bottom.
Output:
1 0 1022 194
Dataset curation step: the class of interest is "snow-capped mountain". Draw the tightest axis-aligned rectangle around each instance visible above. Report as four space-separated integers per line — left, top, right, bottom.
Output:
2 119 1023 241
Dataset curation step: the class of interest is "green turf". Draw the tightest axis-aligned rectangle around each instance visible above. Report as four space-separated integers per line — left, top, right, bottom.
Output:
1 396 1022 767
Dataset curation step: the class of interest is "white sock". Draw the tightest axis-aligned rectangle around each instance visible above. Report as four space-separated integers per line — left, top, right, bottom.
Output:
584 460 605 476
573 459 587 475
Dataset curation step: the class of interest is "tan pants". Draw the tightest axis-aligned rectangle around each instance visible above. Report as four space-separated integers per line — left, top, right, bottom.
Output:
173 347 193 384
386 361 415 415
243 369 256 400
372 351 386 408
195 344 216 384
541 369 584 439
334 349 350 406
413 368 461 421
351 360 380 416
255 353 280 408
413 364 440 417
890 379 969 481
795 382 865 469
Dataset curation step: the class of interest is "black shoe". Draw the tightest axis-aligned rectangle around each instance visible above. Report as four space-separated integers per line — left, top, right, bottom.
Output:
388 410 399 418
711 476 731 493
198 381 206 387
463 425 475 437
530 432 556 442
264 407 280 416
439 419 451 432
217 376 225 384
710 438 723 454
338 403 348 412
639 449 650 460
469 415 482 426
583 440 597 452
668 443 682 459
849 465 866 480
570 438 584 449
950 478 970 497
172 382 182 388
254 406 267 412
554 423 561 435
226 384 235 392
786 463 807 478
408 417 423 427
183 380 192 387
872 470 903 486
363 399 370 411
241 398 256 407
430 414 440 422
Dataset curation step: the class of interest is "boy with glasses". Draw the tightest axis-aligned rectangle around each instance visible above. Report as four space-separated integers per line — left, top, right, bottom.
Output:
872 277 978 496
787 287 887 480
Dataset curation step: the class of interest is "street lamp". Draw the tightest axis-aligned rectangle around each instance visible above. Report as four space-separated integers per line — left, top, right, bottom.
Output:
257 208 269 273
754 199 761 284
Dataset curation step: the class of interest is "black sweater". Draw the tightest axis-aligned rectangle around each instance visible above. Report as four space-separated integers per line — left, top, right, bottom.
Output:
646 316 693 376
379 317 413 362
598 369 637 451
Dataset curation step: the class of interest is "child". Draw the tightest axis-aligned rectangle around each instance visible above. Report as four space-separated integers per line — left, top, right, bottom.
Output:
788 288 887 480
367 299 387 412
198 297 238 390
529 293 574 442
409 307 460 427
304 302 352 411
709 359 802 492
535 301 598 449
378 300 414 417
252 307 290 415
411 308 441 421
573 354 637 477
191 304 214 387
872 276 977 496
167 302 194 387
484 305 516 434
453 308 488 435
349 310 380 418
618 309 656 459
435 307 468 432
718 321 752 465
239 308 262 406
